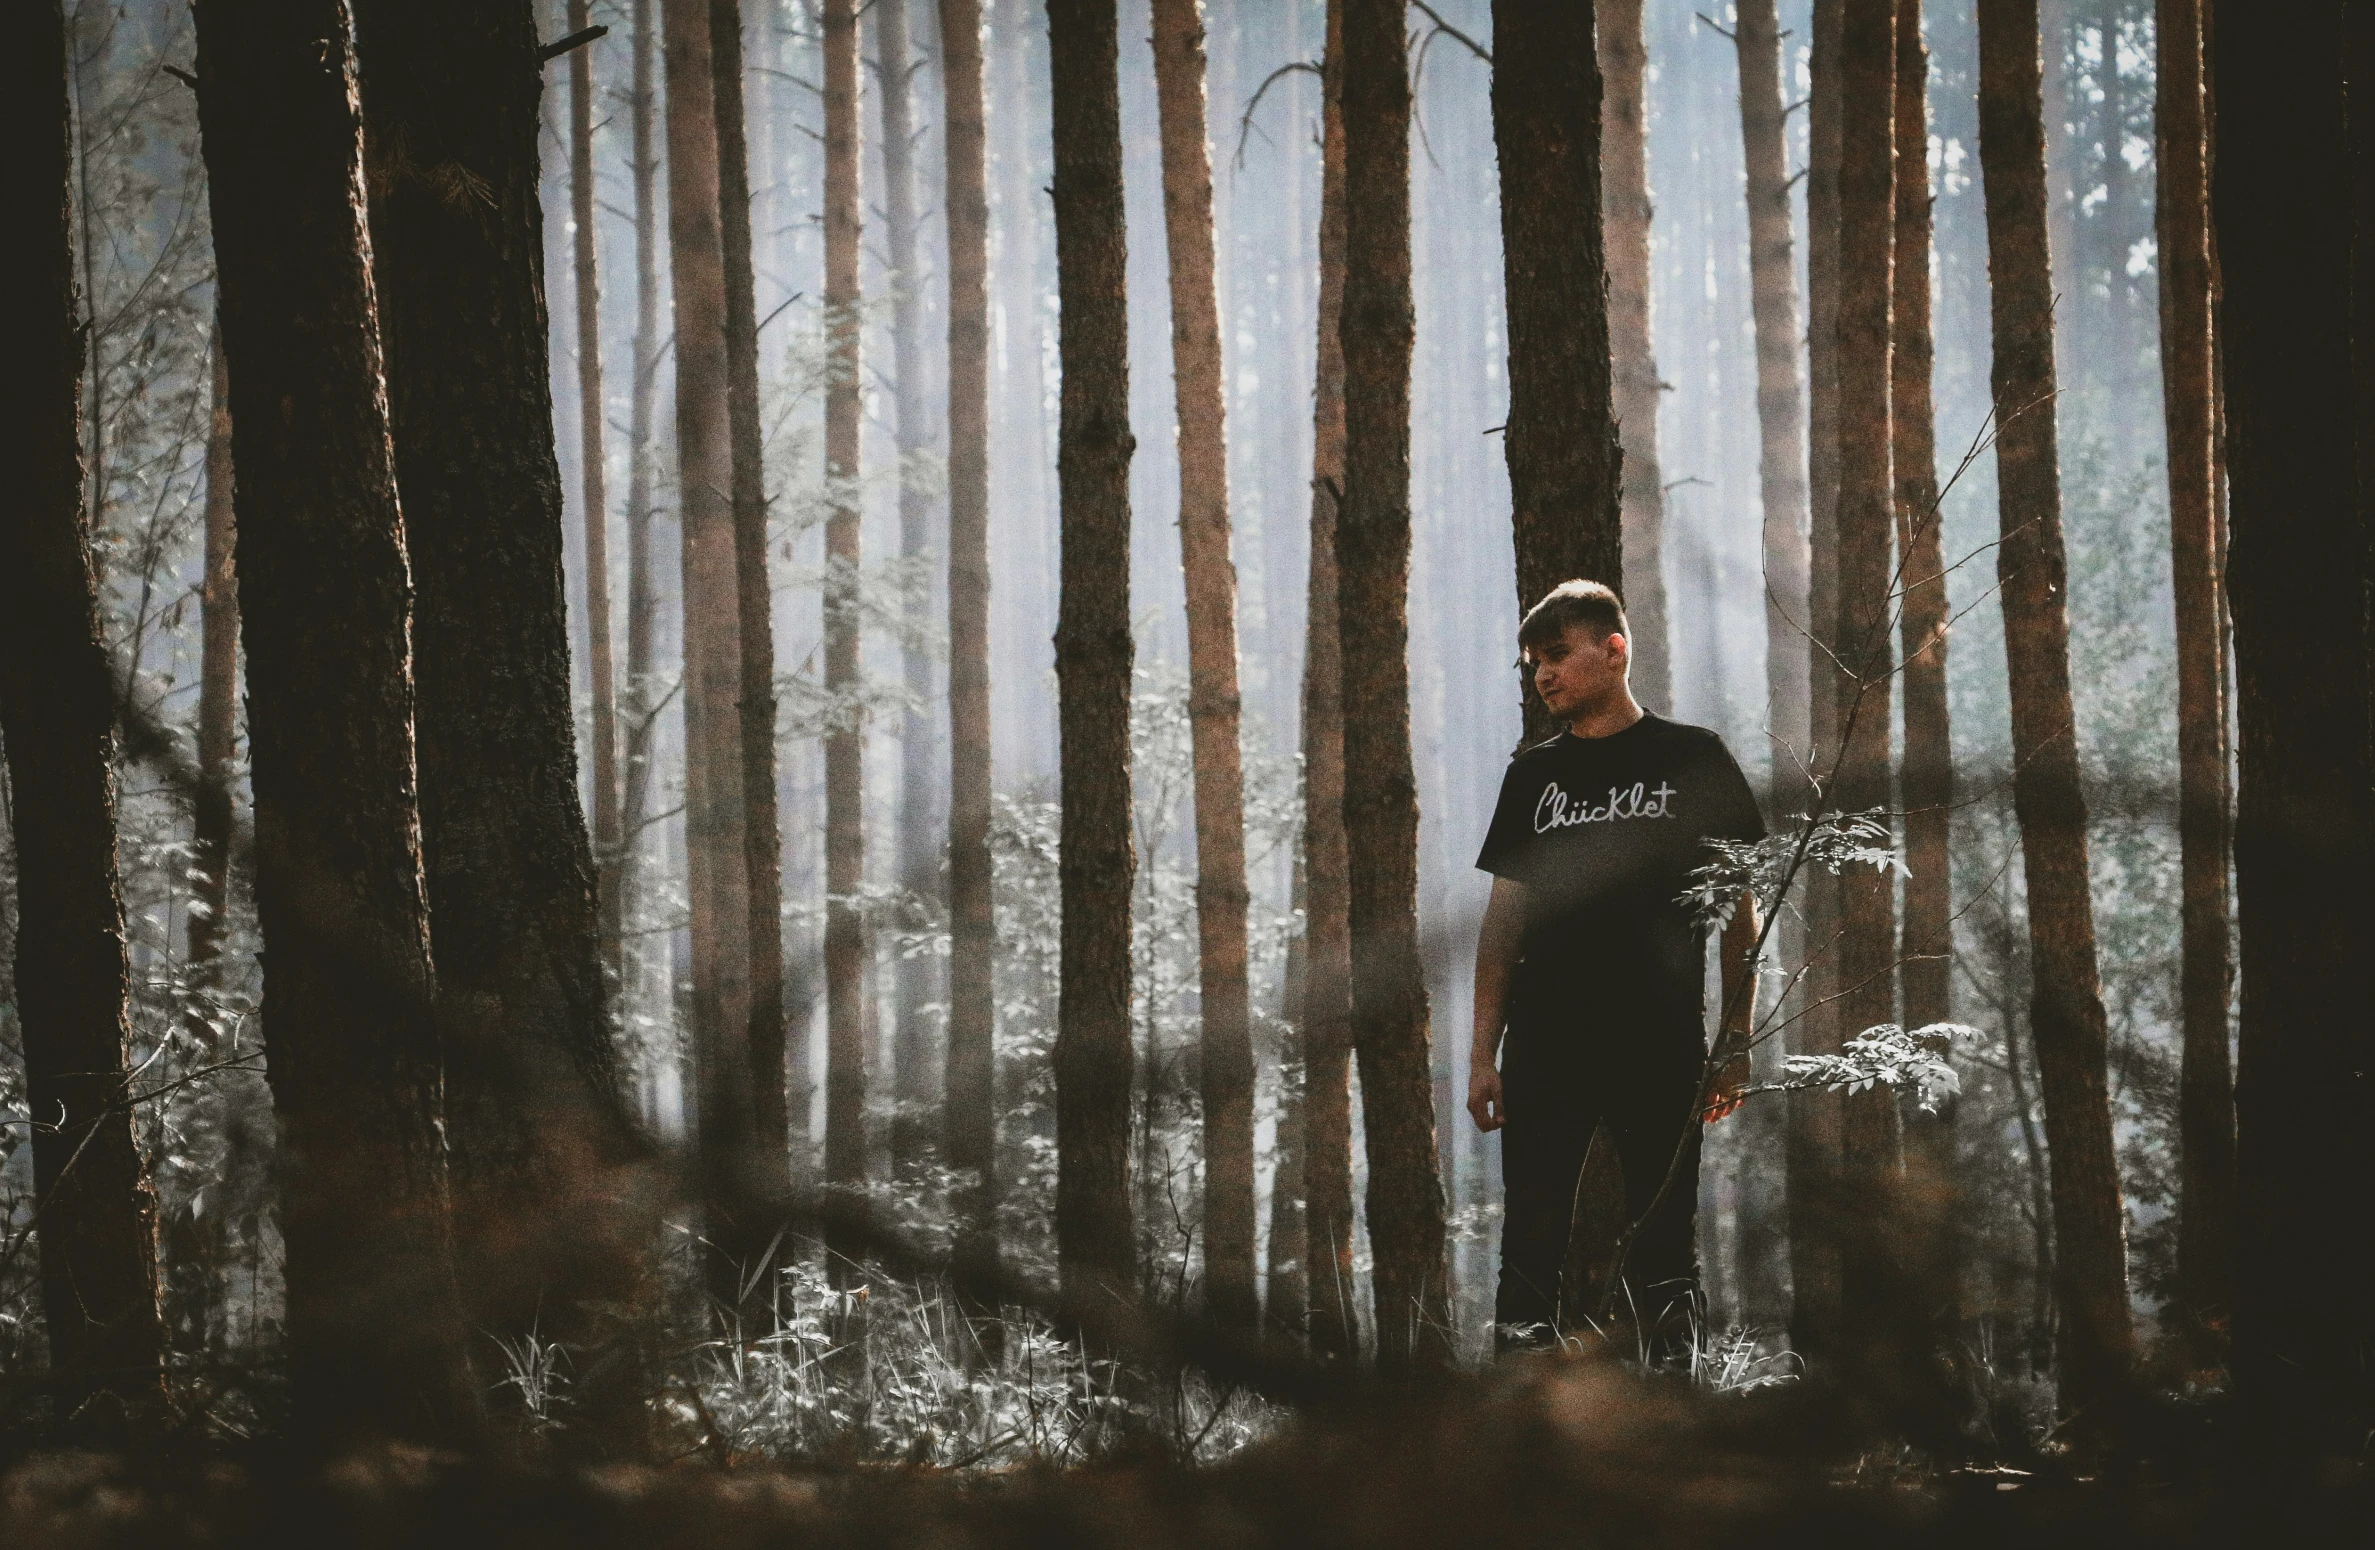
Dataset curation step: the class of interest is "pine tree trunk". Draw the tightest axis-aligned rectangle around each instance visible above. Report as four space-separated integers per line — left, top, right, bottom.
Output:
1048 0 1139 1308
710 0 793 1264
1490 0 1621 745
879 0 940 1186
190 327 239 1015
1300 0 1359 1368
0 0 165 1422
191 0 475 1442
1790 0 1848 1363
661 0 760 1306
1268 858 1310 1343
621 0 663 941
2152 0 2233 1355
1148 0 1257 1334
1724 0 1805 1337
1890 0 1959 1334
1974 0 2133 1423
1597 0 1670 711
568 0 624 985
2214 0 2375 1455
939 0 999 1297
1339 0 1450 1375
820 0 870 1276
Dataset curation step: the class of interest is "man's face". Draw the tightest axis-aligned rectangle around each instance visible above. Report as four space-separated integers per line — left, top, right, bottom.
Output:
1527 621 1629 721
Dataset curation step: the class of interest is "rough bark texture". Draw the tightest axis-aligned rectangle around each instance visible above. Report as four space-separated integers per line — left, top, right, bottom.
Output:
1597 0 1670 711
1975 0 2134 1422
568 0 624 983
1300 0 1359 1369
1148 0 1257 1333
710 0 792 1263
1048 0 1139 1307
661 0 759 1305
2215 0 2375 1454
191 0 475 1443
1724 0 1805 1337
2153 0 2233 1349
1490 0 1622 744
939 0 999 1297
190 329 240 1007
0 0 165 1422
821 0 870 1275
1339 0 1451 1375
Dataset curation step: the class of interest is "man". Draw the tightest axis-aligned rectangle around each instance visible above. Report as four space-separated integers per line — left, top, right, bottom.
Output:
1469 580 1765 1354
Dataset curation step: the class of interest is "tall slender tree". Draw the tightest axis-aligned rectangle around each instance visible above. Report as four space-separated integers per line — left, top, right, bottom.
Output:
190 329 239 1010
621 0 665 928
939 0 998 1292
1 0 165 1423
1491 0 1621 740
1048 0 1139 1309
661 0 760 1304
1974 0 2133 1423
1300 0 1359 1368
192 0 475 1442
1339 0 1450 1374
710 0 793 1262
1597 0 1670 709
1148 0 1257 1333
2152 0 2232 1353
2214 0 2375 1455
820 0 870 1274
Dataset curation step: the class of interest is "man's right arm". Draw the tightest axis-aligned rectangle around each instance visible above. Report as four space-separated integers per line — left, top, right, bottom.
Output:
1468 876 1526 1133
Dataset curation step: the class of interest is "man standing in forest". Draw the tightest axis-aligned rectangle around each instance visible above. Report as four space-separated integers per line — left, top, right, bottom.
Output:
1469 581 1765 1355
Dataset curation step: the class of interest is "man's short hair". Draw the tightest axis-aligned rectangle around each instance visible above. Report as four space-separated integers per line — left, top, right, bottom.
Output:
1518 579 1629 653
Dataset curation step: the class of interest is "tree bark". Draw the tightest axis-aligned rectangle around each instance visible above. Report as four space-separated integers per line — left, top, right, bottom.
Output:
1268 860 1310 1343
879 0 941 1185
2214 0 2375 1455
1722 0 1806 1339
1047 0 1139 1308
0 0 165 1423
1975 0 2133 1423
1300 0 1358 1369
621 0 663 941
820 0 870 1276
1148 0 1257 1334
1339 0 1450 1375
2153 0 2232 1355
190 327 239 1014
568 0 624 984
1597 0 1670 711
710 0 793 1269
192 0 475 1443
661 0 759 1306
939 0 998 1292
1491 0 1622 745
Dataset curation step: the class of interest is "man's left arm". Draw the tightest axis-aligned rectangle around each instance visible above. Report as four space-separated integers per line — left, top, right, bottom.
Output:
1705 897 1760 1123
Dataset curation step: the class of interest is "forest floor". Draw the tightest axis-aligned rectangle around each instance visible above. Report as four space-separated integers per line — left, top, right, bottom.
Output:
2 1355 2362 1548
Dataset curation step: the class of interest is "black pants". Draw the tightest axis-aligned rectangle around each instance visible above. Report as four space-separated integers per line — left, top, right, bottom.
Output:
1494 1033 1703 1350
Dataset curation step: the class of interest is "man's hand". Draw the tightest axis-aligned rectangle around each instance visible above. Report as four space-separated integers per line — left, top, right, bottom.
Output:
1468 1060 1506 1133
1703 1040 1751 1124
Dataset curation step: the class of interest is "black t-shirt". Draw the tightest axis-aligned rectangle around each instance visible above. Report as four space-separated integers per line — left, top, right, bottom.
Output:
1475 712 1766 1053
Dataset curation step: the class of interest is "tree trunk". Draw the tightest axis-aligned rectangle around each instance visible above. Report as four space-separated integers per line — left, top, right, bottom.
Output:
190 327 239 1015
1974 0 2133 1423
1723 0 1806 1339
2152 0 2232 1356
1790 0 1847 1363
1268 858 1309 1343
661 0 759 1306
1048 0 1138 1309
1597 0 1670 711
1490 0 1621 744
879 0 941 1185
939 0 998 1292
1300 0 1359 1369
568 0 624 984
0 0 165 1424
1339 0 1450 1375
192 0 475 1443
2214 0 2375 1455
1148 0 1257 1334
820 0 870 1276
710 0 792 1269
621 0 663 948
